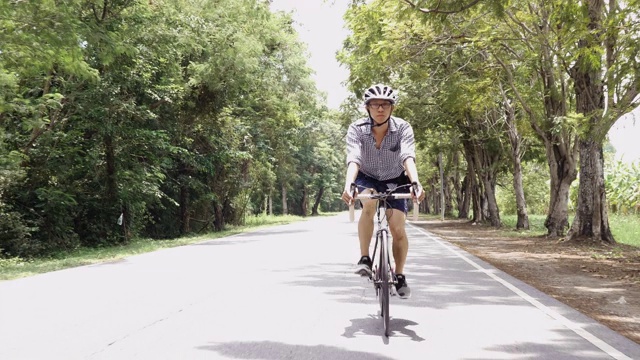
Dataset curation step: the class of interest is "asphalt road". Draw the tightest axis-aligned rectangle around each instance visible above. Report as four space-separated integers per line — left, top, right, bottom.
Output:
1 213 639 360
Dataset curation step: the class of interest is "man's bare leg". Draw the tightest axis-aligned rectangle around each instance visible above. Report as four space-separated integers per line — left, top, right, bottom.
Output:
388 208 411 298
388 208 408 274
354 190 376 276
358 197 377 256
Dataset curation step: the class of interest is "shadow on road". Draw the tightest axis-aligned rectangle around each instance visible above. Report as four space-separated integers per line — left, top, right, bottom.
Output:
460 333 615 360
284 240 527 310
197 341 395 360
342 315 426 343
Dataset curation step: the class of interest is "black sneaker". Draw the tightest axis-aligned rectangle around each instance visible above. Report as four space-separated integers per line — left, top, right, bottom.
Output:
354 256 372 277
395 274 411 299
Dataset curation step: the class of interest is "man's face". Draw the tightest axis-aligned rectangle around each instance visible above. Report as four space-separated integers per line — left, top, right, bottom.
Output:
367 100 393 124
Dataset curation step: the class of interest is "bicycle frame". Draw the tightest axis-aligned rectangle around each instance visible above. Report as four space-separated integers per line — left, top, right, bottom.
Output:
348 184 418 336
370 200 392 288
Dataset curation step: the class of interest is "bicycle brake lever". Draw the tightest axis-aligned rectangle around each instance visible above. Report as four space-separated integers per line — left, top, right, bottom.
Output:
350 182 357 198
349 183 357 222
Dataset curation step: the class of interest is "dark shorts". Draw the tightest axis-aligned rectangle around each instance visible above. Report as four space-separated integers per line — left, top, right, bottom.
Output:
354 172 410 213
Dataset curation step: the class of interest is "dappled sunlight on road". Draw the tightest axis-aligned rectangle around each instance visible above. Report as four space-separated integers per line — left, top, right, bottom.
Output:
1 215 638 359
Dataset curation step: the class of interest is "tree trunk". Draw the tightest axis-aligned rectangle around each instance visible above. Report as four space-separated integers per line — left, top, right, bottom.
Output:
423 186 431 214
458 151 472 219
263 195 268 215
567 140 614 243
311 186 324 216
281 183 288 215
179 182 190 234
121 204 130 243
213 201 224 232
223 198 234 226
464 137 501 227
444 178 453 217
534 69 578 236
300 186 308 217
471 177 483 224
500 82 529 229
431 176 441 215
495 7 577 236
566 0 614 244
463 145 482 223
458 173 471 219
104 134 117 202
544 149 575 236
511 158 529 230
452 151 466 218
438 153 445 219
537 3 577 236
479 175 500 227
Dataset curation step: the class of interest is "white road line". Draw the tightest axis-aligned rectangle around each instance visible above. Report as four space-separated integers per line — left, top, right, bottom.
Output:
408 224 632 360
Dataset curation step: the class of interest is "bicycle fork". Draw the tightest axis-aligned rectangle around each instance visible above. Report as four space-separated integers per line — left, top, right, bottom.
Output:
372 229 396 296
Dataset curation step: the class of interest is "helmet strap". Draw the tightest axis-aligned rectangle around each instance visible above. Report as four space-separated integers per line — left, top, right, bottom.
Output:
367 112 390 128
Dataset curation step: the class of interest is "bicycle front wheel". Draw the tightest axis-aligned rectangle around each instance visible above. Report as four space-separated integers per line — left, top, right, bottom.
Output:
379 231 390 336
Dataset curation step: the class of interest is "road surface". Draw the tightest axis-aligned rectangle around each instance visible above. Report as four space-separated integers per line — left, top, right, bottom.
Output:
1 213 639 359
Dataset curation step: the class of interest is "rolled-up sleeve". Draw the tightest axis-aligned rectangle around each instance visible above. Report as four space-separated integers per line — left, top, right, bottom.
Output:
399 123 416 164
345 124 362 166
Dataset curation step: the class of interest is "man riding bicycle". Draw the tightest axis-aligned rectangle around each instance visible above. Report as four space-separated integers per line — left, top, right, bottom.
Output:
341 84 425 299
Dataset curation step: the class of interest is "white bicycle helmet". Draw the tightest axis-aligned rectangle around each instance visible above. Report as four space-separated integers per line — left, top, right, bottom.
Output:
363 84 399 104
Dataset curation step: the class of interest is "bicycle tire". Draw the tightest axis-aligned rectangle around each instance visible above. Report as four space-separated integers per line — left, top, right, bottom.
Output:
379 230 390 336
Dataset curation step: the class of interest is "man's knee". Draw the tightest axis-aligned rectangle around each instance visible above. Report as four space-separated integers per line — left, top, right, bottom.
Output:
360 198 377 217
361 208 376 220
390 227 407 241
389 211 407 240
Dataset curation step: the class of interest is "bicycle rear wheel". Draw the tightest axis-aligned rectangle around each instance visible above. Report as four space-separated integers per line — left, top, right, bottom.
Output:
378 231 390 336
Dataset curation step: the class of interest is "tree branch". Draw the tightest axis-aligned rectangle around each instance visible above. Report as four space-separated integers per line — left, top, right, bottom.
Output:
102 0 108 21
402 0 483 14
604 79 640 131
149 99 168 110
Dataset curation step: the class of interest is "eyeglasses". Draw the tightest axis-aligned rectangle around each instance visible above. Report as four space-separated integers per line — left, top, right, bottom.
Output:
368 102 392 110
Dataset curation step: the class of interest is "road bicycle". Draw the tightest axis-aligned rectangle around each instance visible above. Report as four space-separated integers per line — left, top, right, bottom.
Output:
348 182 419 337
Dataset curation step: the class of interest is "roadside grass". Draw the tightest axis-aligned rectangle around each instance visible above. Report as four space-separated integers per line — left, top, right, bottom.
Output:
500 214 552 237
501 214 640 247
609 214 640 247
423 213 639 248
0 214 306 281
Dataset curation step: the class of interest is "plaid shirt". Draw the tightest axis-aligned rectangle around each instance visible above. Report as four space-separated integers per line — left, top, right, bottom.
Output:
345 116 416 181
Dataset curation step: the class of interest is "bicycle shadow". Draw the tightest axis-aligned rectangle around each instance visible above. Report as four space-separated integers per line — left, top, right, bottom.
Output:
342 315 426 343
198 340 395 360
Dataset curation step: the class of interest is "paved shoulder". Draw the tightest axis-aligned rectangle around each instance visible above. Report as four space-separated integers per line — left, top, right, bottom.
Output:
405 222 640 360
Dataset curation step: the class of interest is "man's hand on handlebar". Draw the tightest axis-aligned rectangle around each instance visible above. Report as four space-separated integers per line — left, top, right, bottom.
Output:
342 183 357 205
412 182 425 203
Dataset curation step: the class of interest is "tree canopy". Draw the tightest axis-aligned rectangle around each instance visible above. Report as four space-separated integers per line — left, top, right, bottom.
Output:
338 0 640 242
0 0 345 257
2 0 639 258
